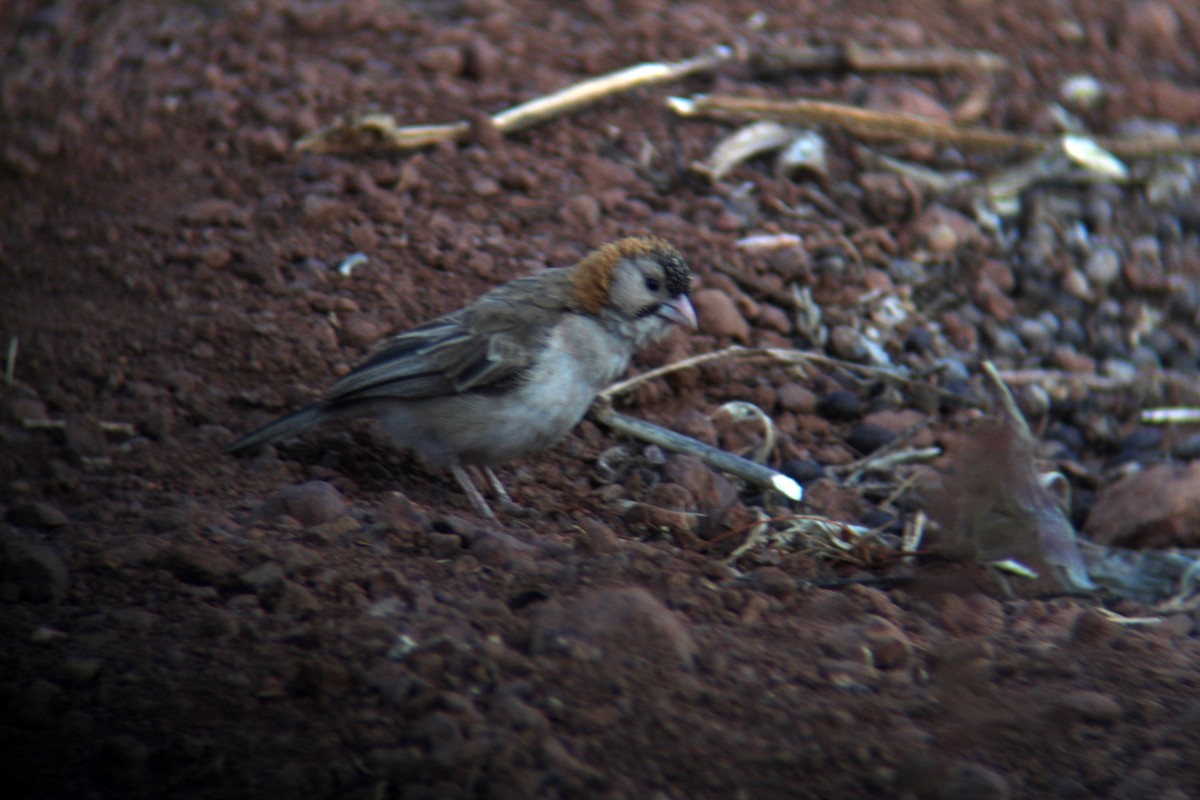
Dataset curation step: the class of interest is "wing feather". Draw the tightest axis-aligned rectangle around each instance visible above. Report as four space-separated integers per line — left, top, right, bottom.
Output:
321 270 574 406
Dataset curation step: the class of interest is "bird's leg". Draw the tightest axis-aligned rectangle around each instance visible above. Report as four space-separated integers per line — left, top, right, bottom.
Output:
474 466 540 519
482 467 513 505
450 465 498 521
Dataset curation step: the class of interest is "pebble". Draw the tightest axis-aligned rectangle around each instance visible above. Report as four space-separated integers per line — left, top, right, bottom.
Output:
163 543 242 586
938 763 1011 800
1052 690 1123 723
60 655 104 684
1085 247 1121 286
625 482 697 539
1052 346 1096 374
239 562 286 601
756 303 792 335
530 587 696 668
663 455 738 517
0 531 70 602
415 45 464 75
266 481 347 527
1016 384 1052 420
776 382 817 413
904 326 934 353
463 35 503 80
1086 461 1200 547
1061 268 1092 301
1122 0 1181 48
1174 433 1200 460
827 326 870 363
692 288 750 342
818 390 861 420
6 501 70 529
846 423 896 454
781 459 825 485
1014 316 1053 350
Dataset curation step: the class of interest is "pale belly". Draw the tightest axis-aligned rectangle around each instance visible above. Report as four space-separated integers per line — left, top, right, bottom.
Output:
375 317 631 467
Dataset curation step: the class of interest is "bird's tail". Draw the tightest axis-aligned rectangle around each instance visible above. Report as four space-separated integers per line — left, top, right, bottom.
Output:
225 405 324 455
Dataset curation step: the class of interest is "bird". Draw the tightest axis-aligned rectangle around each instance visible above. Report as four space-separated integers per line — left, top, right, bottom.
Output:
226 236 697 520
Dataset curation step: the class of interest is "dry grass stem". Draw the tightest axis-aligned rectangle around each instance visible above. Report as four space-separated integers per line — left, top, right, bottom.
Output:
589 402 802 501
298 46 732 153
755 43 1008 75
669 94 1200 158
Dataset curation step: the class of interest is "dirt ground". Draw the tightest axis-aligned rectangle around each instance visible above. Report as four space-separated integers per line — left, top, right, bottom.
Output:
5 1 1200 798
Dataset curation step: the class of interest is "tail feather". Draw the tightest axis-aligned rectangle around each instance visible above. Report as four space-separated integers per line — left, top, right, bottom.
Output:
225 405 325 455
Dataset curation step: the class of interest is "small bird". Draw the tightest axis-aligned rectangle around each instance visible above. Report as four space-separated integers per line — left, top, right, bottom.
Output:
227 236 697 519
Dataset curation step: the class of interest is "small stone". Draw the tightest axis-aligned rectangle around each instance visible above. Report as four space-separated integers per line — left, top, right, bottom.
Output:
862 409 927 436
263 481 347 527
415 45 464 75
1086 461 1200 548
939 763 1011 800
463 36 503 80
781 459 824 485
163 544 242 586
756 303 792 334
239 562 285 601
776 382 817 413
60 656 103 684
301 194 356 226
0 532 70 602
530 586 695 668
1014 317 1053 350
427 531 463 558
904 326 934 353
750 566 795 598
1053 690 1123 723
558 195 601 229
1085 247 1121 286
6 501 70 529
818 390 861 420
1061 268 1093 301
1122 0 1181 49
846 423 896 454
692 288 750 342
1052 346 1095 374
827 326 869 362
663 455 738 521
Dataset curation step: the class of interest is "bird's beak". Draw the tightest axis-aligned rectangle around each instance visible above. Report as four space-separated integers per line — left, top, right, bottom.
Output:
657 295 698 330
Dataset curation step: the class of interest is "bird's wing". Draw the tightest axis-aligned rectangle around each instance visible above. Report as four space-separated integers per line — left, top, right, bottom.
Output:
322 273 572 405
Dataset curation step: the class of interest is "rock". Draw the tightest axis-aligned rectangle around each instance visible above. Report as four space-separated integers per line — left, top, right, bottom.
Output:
0 531 69 602
939 763 1011 800
6 501 70 529
260 481 347 527
1052 690 1123 723
1085 247 1121 286
239 562 286 601
530 586 696 668
1121 1 1181 49
60 655 103 684
692 288 749 341
415 45 464 75
776 382 817 413
163 543 242 586
625 482 697 540
463 35 503 80
818 390 861 420
846 423 896 455
781 459 824 485
827 325 869 362
1085 462 1200 548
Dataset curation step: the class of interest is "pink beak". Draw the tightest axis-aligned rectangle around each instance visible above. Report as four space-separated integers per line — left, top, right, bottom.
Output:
657 295 698 329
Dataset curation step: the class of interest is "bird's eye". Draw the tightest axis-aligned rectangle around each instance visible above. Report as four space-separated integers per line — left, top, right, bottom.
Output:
644 276 661 292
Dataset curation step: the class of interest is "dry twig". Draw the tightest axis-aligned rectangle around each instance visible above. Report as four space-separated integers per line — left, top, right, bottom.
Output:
669 94 1200 158
298 46 733 153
